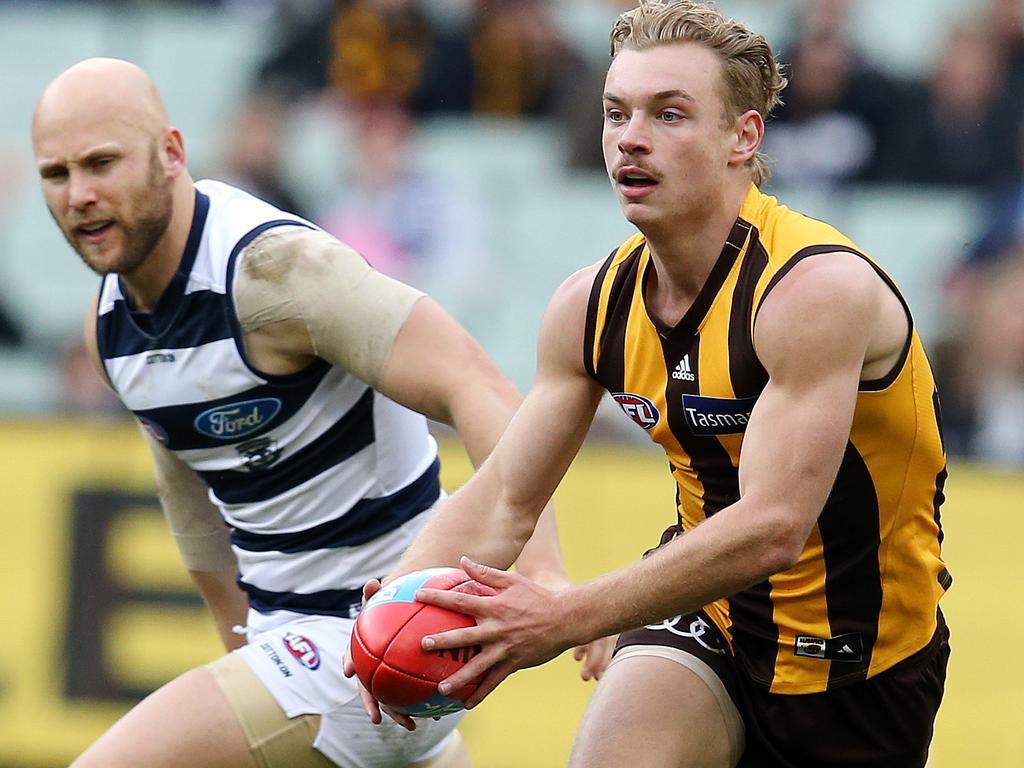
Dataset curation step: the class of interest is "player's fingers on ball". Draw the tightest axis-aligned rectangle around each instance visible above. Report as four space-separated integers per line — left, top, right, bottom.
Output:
460 556 513 588
463 665 512 709
422 625 489 653
342 652 356 678
573 645 586 661
436 649 498 698
415 587 482 615
358 686 383 724
382 704 416 732
362 579 382 601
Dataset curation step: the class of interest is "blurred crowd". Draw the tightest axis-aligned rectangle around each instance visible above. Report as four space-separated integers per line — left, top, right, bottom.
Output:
6 0 1024 467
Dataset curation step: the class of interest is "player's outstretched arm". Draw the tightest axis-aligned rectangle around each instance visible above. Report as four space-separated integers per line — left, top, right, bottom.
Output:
389 266 605 582
416 252 898 707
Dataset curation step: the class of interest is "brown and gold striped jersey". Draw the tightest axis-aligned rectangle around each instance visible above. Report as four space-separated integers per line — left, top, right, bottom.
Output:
584 185 950 694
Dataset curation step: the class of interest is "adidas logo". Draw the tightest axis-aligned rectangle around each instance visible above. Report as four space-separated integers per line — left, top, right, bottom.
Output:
672 354 695 381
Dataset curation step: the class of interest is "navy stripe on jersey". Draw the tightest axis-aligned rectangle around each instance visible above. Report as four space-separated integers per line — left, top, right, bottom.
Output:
231 458 441 553
98 289 235 359
198 387 376 504
130 359 332 451
239 580 363 618
819 443 883 688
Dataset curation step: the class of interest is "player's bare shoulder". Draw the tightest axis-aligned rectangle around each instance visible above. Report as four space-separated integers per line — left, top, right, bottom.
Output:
536 262 608 375
546 262 605 327
755 251 908 380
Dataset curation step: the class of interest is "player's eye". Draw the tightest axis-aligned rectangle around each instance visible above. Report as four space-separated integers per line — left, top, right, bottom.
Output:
661 111 684 122
40 167 68 181
605 108 627 123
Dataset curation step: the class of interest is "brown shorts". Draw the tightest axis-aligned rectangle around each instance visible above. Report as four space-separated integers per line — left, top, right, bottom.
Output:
615 609 950 768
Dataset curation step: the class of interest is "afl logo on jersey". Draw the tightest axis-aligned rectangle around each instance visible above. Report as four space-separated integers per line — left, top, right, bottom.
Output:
612 392 660 430
282 633 321 670
194 398 282 440
138 417 169 445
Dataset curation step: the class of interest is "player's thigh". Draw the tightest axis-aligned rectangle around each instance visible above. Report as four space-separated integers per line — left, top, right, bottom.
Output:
71 665 256 768
569 653 738 768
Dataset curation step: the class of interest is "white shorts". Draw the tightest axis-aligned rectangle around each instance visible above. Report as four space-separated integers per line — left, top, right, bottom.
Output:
230 612 464 768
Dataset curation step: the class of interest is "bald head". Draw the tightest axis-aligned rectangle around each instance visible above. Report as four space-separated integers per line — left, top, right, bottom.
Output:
32 58 193 283
33 58 169 149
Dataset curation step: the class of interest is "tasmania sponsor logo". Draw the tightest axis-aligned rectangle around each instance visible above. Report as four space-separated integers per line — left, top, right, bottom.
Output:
283 633 321 670
138 416 168 445
194 398 282 440
612 392 660 430
681 394 758 436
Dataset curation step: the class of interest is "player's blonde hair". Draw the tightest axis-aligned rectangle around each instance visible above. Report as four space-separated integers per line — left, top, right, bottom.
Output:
611 0 787 186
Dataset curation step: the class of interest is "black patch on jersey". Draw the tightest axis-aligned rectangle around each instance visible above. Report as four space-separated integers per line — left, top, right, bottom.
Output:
236 436 282 471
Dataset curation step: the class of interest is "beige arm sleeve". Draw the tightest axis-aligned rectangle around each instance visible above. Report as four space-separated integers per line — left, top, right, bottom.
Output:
234 227 424 387
138 426 237 572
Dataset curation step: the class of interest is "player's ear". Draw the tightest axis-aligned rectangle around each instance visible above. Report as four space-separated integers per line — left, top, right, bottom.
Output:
729 109 764 167
161 127 187 178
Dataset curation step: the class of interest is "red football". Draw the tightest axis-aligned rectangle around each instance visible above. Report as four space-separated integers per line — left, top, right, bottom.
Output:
351 567 495 717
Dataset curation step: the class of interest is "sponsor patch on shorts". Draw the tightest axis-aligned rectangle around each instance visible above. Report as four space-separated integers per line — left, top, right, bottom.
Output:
282 633 321 670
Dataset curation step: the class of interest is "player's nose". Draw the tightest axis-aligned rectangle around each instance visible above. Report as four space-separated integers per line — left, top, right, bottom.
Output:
67 170 99 210
618 114 653 155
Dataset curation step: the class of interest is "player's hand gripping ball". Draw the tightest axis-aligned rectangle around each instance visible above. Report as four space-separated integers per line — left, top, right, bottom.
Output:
351 567 495 717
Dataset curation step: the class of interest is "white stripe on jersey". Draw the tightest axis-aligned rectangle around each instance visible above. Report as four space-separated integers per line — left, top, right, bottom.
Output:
106 338 264 410
216 434 438 535
234 510 433 596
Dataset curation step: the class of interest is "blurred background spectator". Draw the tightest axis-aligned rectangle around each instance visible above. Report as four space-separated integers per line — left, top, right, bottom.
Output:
212 83 309 217
885 19 1020 188
316 98 491 325
2 0 1024 463
764 0 904 186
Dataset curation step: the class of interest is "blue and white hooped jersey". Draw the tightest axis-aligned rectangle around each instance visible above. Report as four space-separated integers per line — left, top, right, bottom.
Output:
96 180 440 625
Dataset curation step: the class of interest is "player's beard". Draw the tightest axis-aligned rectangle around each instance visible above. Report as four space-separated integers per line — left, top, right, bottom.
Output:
65 147 175 277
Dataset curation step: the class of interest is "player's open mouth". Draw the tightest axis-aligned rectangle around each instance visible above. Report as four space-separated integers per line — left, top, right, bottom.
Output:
616 167 658 200
77 221 113 240
621 173 657 188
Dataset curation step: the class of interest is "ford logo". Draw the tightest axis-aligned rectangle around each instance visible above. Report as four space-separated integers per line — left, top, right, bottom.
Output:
194 398 282 440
